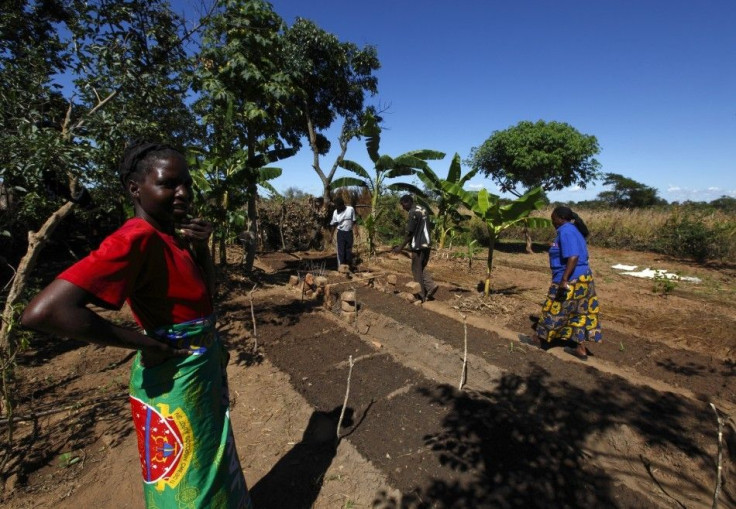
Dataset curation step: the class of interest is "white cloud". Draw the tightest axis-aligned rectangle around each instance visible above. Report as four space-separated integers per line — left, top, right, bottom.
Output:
662 186 733 202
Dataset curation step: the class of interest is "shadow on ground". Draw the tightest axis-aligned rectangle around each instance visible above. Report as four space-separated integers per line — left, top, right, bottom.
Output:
250 406 354 509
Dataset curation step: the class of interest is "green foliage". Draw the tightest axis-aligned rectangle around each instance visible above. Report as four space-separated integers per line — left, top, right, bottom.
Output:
416 153 478 248
193 0 301 155
656 213 718 263
451 239 482 270
373 193 405 245
335 113 444 255
652 271 678 296
536 204 736 263
192 0 303 269
468 120 601 195
598 173 666 208
57 452 81 468
709 195 736 213
1 0 194 261
283 18 380 201
442 184 550 294
467 216 491 246
0 0 197 446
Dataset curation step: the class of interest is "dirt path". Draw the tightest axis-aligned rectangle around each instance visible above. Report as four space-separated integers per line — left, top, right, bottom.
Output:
4 245 736 508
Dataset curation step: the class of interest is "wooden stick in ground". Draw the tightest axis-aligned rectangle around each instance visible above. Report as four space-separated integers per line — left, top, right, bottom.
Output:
459 314 468 390
352 285 358 331
249 283 258 352
711 402 723 509
336 355 354 443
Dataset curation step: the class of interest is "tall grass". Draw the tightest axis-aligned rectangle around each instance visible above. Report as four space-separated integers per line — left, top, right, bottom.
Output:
498 206 736 263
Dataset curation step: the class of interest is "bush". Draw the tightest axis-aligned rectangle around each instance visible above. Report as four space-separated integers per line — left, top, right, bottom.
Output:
656 214 721 263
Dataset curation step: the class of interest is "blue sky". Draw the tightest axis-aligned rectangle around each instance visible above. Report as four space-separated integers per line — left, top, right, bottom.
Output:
180 1 736 203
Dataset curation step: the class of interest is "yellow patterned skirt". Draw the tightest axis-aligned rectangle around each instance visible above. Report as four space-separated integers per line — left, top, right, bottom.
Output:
536 273 602 344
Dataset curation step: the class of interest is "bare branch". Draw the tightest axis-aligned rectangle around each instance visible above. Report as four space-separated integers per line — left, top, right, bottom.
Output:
70 89 120 134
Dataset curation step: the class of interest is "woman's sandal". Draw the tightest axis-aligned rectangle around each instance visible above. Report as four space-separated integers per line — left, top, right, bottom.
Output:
521 335 543 347
564 345 588 361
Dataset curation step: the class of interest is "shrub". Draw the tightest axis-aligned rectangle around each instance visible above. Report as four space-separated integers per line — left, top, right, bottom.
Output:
656 213 718 263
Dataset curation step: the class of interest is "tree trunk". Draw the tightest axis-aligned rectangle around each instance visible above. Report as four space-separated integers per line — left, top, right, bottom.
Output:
218 232 227 265
0 200 76 432
243 183 258 272
524 227 534 254
0 200 76 353
279 204 286 251
484 234 497 296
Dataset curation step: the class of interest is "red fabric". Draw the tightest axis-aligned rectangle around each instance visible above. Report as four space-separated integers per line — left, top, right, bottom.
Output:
58 218 212 330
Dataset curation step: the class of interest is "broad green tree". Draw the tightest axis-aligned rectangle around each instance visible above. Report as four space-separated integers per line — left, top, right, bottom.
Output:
443 184 550 295
283 18 380 204
0 0 195 451
469 120 600 252
597 173 666 208
193 0 301 271
334 114 444 255
416 153 479 249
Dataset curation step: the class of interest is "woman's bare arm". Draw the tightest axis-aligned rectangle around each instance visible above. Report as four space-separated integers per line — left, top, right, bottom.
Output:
21 279 189 364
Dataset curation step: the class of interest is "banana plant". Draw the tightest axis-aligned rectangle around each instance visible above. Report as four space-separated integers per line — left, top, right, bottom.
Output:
415 153 479 248
189 147 290 263
333 113 444 255
442 184 551 295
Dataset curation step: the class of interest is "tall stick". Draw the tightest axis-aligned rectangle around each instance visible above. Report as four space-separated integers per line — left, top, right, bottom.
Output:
710 402 723 509
352 285 358 331
248 284 258 352
336 355 354 442
459 314 468 390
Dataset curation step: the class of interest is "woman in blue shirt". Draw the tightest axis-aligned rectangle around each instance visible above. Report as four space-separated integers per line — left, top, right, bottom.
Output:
533 206 602 359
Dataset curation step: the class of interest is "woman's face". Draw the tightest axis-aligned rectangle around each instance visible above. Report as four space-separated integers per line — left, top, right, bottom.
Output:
551 212 565 228
129 154 192 231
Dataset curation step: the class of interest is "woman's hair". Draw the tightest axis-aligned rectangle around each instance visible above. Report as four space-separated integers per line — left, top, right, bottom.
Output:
552 205 589 238
118 141 183 189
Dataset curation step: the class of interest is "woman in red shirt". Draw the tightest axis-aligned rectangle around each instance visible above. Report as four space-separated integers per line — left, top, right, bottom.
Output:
22 142 252 508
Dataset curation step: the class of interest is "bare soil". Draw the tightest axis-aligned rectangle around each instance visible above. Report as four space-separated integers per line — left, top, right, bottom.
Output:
3 242 736 508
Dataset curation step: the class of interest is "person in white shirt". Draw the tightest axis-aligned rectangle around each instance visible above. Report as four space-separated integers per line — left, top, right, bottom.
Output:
330 197 356 269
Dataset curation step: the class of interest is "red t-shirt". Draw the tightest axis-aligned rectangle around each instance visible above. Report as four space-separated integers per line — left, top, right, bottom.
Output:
58 218 213 330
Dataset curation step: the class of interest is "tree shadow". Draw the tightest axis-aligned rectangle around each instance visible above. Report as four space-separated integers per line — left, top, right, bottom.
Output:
371 367 733 508
250 406 354 509
474 281 524 296
494 240 550 254
656 358 708 377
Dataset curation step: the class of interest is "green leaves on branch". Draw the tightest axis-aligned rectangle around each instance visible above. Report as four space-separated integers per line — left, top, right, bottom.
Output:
469 120 601 196
442 183 551 295
415 153 479 248
336 113 445 255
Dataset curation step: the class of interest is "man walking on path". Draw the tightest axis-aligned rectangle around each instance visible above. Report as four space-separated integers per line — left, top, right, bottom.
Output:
393 195 438 302
330 196 357 269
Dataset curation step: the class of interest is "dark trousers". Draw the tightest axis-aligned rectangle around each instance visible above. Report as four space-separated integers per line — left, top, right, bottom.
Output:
336 229 354 266
411 248 436 298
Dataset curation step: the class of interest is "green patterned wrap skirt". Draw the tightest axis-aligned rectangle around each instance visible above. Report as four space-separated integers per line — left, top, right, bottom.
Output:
129 316 252 508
